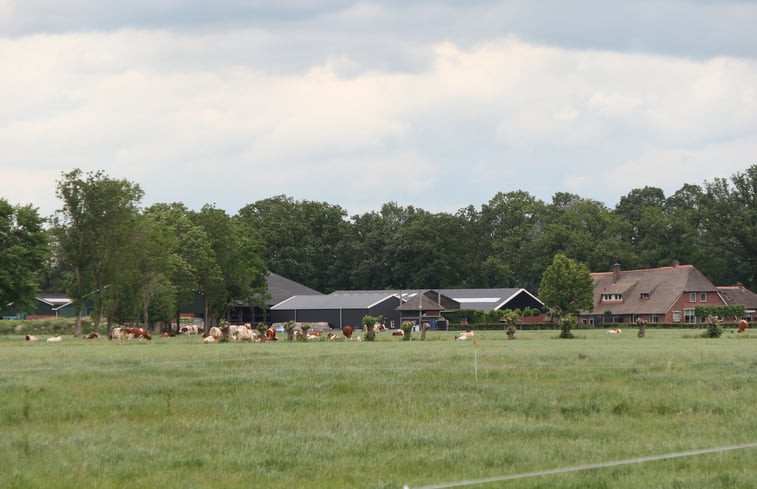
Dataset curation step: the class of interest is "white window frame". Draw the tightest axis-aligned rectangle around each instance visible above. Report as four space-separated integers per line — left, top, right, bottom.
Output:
689 292 697 302
700 292 707 302
672 311 681 322
684 308 696 323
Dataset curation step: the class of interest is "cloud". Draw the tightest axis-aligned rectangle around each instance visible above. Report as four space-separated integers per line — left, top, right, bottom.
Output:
1 21 756 218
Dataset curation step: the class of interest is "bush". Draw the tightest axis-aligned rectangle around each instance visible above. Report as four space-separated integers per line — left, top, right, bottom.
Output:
0 318 94 335
703 320 724 338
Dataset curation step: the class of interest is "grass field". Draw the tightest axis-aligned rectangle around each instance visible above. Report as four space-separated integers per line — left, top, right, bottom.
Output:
1 329 755 489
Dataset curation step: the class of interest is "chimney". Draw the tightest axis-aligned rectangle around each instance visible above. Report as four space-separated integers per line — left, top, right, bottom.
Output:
612 263 621 282
672 260 680 268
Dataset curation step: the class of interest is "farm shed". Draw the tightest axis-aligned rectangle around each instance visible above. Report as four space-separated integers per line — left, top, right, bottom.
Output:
432 288 544 312
270 292 402 330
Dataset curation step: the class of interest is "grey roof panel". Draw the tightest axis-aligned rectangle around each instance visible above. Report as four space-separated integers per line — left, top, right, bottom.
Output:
271 292 398 310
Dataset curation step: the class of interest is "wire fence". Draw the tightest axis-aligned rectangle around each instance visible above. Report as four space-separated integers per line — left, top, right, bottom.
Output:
406 442 757 489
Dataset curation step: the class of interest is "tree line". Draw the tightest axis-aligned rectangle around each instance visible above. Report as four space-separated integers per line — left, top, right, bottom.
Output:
1 165 755 333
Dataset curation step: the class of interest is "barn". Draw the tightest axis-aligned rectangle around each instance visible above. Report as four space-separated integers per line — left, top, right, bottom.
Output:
270 292 403 330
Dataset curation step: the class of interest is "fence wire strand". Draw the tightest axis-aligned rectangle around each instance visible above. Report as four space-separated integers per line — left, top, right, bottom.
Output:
407 442 757 489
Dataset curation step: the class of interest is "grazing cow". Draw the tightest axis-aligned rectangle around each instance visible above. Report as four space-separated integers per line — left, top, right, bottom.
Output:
265 327 278 341
25 335 39 342
233 326 257 342
125 327 152 340
737 319 748 333
607 328 622 334
179 324 200 335
85 332 99 340
342 325 353 339
46 334 62 342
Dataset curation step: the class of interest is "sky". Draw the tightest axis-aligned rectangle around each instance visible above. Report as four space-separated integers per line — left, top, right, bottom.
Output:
2 0 756 219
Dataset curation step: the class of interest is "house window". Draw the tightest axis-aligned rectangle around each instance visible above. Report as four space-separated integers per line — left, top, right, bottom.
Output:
601 293 623 302
689 292 696 302
672 311 681 322
640 293 650 299
700 292 707 302
684 308 696 323
650 315 659 323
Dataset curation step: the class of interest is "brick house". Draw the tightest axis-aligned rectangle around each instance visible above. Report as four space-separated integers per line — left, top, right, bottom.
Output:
582 261 726 325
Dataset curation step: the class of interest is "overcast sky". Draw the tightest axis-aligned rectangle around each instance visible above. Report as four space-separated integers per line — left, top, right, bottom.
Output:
2 0 756 218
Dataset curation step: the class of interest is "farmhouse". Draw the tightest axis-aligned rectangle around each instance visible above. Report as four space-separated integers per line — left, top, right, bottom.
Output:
583 261 727 325
717 283 757 321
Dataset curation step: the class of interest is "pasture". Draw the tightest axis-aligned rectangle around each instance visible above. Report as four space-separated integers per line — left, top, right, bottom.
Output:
1 329 755 489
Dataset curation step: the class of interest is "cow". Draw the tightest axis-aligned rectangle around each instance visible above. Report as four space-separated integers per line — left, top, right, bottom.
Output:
207 326 223 341
125 327 151 340
179 324 200 335
25 335 39 341
607 328 622 334
455 330 474 341
203 336 216 343
737 319 748 333
160 332 176 337
46 334 62 342
233 326 258 342
265 327 278 341
342 325 353 339
392 330 405 337
85 332 100 340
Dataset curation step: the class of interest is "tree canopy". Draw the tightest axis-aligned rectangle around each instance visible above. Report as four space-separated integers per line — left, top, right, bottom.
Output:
2 164 756 328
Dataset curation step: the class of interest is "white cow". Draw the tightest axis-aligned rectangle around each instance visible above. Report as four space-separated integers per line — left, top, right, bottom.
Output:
46 334 62 342
25 335 39 341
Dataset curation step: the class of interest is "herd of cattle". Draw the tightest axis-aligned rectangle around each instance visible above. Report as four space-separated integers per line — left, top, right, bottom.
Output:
22 323 390 343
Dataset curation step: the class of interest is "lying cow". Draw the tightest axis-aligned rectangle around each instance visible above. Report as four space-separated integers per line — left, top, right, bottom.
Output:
46 334 62 343
25 335 39 342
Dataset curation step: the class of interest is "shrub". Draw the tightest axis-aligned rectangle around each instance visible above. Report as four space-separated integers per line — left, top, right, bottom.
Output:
703 316 724 338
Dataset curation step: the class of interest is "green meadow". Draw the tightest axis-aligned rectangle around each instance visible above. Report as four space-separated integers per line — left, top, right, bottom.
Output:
1 329 755 489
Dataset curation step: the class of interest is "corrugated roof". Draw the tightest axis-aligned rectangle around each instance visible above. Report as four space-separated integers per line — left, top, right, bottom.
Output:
264 272 322 305
329 288 542 311
435 288 543 311
396 294 443 311
271 292 399 310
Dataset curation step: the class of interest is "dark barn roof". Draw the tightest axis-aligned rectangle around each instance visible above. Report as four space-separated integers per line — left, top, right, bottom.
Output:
264 272 322 306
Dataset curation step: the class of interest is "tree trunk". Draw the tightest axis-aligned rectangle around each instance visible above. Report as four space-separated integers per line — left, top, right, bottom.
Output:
74 306 83 338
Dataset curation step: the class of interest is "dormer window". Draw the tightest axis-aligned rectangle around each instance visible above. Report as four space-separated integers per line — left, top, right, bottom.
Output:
601 293 623 302
640 293 650 300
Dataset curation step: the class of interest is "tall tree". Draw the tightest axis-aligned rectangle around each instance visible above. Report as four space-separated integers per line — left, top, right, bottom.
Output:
192 205 267 328
700 165 757 287
538 253 594 317
538 194 634 275
143 203 217 329
615 186 667 247
238 195 349 292
52 169 143 335
479 191 546 289
0 199 50 315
